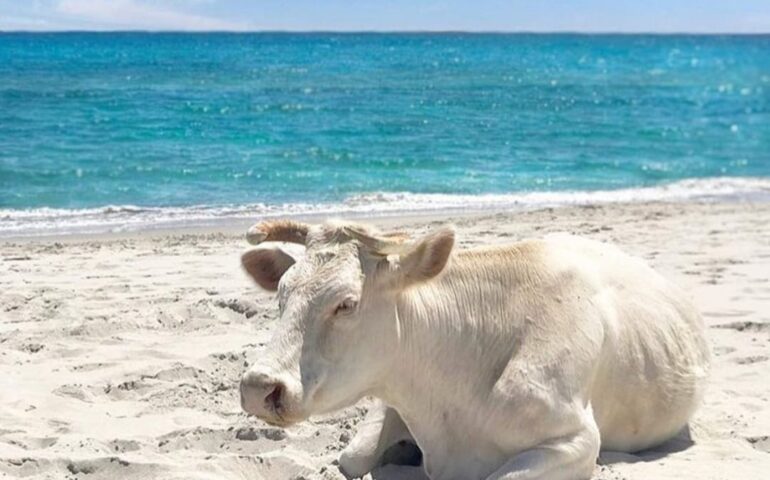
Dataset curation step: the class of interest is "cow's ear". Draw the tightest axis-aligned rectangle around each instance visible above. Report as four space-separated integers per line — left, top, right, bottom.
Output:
395 227 455 287
241 248 296 291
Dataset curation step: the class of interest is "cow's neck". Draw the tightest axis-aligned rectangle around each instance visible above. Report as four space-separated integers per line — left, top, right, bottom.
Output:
380 244 543 437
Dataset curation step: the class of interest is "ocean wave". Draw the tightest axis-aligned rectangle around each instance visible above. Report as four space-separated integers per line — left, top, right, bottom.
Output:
1 177 769 238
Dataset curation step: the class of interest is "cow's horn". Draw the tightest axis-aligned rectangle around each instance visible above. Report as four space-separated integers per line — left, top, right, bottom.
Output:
342 226 409 255
246 220 310 245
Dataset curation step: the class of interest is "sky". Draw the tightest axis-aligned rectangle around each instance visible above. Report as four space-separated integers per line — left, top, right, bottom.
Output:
1 0 769 33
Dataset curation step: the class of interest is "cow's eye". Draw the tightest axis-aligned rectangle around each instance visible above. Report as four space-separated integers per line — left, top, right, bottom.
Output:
334 298 358 316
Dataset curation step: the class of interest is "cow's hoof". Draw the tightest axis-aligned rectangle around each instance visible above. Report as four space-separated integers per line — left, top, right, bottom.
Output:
339 446 379 478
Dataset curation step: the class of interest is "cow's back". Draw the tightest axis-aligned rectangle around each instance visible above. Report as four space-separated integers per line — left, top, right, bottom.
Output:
539 234 710 452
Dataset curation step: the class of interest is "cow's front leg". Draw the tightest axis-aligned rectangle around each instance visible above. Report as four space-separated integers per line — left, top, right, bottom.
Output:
339 401 417 478
485 410 600 480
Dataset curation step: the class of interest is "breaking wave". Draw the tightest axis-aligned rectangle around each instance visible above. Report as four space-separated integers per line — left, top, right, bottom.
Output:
1 177 769 238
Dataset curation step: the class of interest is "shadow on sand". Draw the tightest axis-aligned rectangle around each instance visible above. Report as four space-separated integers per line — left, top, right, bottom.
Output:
361 426 695 479
598 425 695 465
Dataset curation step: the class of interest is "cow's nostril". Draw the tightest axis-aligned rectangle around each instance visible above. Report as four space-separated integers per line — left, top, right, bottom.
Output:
265 383 283 411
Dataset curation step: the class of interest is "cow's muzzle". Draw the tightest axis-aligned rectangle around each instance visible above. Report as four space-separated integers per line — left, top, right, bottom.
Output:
240 370 288 423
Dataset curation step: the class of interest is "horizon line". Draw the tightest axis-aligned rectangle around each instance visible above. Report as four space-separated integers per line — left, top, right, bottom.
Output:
1 29 769 36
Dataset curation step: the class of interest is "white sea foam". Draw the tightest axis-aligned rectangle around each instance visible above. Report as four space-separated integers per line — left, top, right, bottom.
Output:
1 177 769 238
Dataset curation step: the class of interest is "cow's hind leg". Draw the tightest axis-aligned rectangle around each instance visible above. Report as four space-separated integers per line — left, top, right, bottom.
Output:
485 409 600 480
339 401 418 477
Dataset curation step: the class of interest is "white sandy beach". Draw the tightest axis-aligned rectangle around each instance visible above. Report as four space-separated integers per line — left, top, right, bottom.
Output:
1 200 769 480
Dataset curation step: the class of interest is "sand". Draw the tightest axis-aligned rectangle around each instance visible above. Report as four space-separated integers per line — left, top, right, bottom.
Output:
1 200 769 480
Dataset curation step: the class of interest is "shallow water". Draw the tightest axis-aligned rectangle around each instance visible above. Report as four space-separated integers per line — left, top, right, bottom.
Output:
1 33 768 234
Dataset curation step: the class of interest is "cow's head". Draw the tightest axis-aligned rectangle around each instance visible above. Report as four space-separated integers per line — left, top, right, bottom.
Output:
239 219 454 426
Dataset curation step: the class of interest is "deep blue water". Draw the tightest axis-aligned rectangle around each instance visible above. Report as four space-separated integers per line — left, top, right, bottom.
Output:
0 33 769 234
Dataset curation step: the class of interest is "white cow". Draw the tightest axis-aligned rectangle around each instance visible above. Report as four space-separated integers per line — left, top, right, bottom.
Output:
239 220 710 480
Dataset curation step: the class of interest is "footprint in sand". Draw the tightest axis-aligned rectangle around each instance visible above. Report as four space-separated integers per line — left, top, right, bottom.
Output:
734 355 769 365
746 436 770 453
156 425 287 455
712 321 770 333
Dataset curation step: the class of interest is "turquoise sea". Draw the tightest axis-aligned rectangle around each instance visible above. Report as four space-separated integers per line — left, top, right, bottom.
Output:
1 33 769 235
